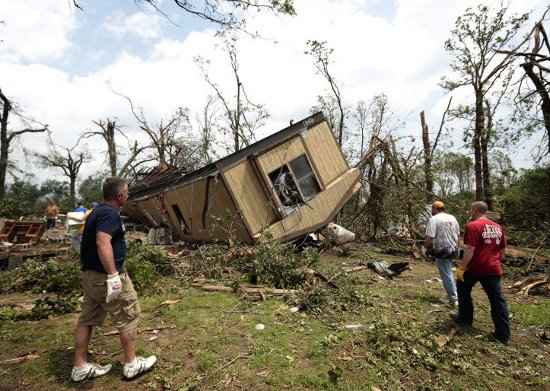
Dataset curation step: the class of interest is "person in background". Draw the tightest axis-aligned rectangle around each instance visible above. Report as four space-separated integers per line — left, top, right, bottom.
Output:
45 198 60 230
75 202 87 213
424 200 461 307
454 201 510 345
71 178 156 382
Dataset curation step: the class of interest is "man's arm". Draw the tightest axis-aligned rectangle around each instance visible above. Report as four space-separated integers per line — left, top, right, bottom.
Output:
424 218 436 249
96 232 117 274
460 244 475 270
424 236 433 250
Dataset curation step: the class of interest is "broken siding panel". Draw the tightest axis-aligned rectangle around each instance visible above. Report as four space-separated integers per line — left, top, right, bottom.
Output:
164 180 209 239
264 168 360 241
223 160 277 235
256 136 306 175
203 176 251 242
304 122 348 186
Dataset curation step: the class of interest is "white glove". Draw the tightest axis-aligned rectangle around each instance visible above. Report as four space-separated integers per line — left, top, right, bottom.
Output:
106 273 122 303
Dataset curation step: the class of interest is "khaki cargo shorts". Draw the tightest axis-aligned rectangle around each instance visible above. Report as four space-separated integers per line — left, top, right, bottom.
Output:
78 270 141 333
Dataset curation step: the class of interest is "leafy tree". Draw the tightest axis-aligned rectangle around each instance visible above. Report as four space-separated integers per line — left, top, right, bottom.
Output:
441 4 529 204
0 178 41 218
78 173 105 207
502 166 550 244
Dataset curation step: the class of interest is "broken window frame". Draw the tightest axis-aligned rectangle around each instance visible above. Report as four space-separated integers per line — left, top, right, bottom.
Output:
288 154 321 200
266 153 321 216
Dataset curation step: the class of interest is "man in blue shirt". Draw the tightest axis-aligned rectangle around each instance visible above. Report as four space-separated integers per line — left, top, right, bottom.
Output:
74 202 87 213
71 177 157 382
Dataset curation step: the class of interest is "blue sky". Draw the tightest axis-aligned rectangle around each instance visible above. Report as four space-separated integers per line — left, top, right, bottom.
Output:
0 0 547 184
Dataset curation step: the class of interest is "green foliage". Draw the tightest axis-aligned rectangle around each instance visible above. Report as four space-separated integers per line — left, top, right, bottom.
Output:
295 273 369 315
0 178 43 218
125 242 174 291
0 259 80 294
78 173 105 206
249 242 320 289
127 241 173 275
502 166 550 245
28 296 79 320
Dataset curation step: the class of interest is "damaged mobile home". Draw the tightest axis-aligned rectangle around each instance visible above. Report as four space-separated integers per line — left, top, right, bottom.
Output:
123 112 361 244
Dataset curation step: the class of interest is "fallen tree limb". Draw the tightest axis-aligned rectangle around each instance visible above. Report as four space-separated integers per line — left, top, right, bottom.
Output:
191 283 297 296
103 325 176 336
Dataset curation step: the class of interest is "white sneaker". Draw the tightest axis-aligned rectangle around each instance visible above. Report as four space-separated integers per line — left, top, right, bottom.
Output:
123 356 157 379
71 363 112 382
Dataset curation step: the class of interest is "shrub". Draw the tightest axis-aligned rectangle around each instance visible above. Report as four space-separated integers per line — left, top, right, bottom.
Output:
0 259 80 294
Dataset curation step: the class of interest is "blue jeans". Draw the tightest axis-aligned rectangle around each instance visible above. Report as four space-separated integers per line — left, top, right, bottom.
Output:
456 272 511 342
435 257 457 303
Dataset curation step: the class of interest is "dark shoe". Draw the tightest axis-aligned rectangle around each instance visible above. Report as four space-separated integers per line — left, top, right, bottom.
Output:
451 314 472 329
490 332 509 345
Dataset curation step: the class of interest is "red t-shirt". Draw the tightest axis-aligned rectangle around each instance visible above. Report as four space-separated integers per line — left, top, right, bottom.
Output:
463 218 506 276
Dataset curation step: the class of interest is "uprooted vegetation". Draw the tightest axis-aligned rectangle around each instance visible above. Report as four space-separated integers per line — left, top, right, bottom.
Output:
1 239 550 390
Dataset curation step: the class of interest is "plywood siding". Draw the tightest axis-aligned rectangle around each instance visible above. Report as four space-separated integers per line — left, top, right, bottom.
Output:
303 122 348 186
264 168 360 241
162 177 250 242
223 160 277 235
256 136 306 175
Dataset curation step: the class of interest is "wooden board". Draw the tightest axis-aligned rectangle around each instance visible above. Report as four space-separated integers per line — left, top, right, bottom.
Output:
256 136 306 175
303 122 348 186
223 160 277 235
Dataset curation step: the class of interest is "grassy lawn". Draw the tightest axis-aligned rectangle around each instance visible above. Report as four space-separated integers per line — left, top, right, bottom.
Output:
1 249 550 390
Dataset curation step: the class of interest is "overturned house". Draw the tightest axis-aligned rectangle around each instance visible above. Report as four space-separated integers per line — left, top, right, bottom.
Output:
124 112 361 244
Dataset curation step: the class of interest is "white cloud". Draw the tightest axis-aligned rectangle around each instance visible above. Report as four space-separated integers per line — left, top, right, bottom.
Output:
2 0 549 184
104 10 163 41
0 0 75 61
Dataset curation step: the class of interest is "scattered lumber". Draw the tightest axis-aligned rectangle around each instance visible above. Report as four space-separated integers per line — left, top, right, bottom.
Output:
191 283 296 296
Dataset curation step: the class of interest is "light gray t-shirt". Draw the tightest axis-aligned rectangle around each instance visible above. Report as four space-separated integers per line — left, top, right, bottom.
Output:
425 212 460 252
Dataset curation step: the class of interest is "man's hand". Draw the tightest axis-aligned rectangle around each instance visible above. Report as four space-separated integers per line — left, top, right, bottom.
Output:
456 266 465 282
106 273 122 303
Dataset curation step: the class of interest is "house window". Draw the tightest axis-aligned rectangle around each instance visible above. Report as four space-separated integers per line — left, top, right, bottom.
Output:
269 166 302 209
171 204 190 234
268 154 321 215
289 155 320 199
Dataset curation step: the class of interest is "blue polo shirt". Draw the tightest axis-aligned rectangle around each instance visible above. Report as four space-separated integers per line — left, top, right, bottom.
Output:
80 203 127 273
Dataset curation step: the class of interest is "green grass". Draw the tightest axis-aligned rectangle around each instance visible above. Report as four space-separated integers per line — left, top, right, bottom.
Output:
1 251 550 390
511 301 550 328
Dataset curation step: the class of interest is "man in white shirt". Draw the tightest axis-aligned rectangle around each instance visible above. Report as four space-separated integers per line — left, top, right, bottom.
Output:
425 201 460 306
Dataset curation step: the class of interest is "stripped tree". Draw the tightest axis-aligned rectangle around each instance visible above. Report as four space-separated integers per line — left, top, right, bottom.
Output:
0 89 48 198
82 118 145 178
306 40 345 146
33 138 91 208
420 97 452 203
73 0 296 32
195 37 269 153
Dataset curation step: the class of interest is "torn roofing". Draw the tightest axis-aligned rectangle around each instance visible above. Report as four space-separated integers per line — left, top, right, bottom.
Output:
128 112 326 200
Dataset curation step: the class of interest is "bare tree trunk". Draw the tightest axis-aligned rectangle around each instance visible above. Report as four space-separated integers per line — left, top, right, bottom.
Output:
474 89 485 201
70 174 77 208
420 111 434 203
0 131 8 199
523 62 550 156
482 100 493 210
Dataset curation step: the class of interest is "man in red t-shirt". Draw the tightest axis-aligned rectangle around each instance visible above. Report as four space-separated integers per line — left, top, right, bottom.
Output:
455 201 510 344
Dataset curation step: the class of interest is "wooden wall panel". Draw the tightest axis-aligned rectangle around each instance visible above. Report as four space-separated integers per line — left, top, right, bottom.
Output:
223 161 276 235
256 136 306 175
303 122 348 186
